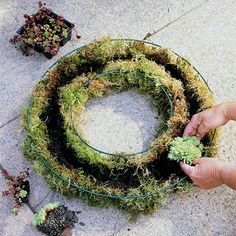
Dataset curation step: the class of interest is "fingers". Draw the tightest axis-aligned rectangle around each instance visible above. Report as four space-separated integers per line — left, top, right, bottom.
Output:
192 158 201 165
183 113 202 137
195 123 210 140
183 113 209 139
180 158 223 189
180 162 195 176
183 122 197 136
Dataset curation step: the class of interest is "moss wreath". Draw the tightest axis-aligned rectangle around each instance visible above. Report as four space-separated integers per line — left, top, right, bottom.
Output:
23 37 219 219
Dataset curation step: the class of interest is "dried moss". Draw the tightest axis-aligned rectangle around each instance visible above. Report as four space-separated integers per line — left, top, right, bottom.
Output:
22 37 219 218
58 57 189 171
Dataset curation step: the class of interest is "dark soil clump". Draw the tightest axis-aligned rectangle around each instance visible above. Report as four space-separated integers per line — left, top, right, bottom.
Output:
37 205 78 236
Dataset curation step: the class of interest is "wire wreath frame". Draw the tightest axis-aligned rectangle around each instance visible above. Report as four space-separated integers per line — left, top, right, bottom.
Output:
70 70 173 157
26 39 216 199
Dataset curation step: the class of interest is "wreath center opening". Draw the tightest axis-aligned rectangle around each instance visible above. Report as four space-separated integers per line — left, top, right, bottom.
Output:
77 89 160 155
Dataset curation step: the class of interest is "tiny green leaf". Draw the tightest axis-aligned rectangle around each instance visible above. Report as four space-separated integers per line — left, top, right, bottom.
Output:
19 189 28 198
49 18 55 24
62 29 68 38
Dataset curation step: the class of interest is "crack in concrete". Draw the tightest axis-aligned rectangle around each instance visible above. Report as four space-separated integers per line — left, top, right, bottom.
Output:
111 213 122 236
26 202 37 214
32 189 52 210
143 0 209 40
0 114 20 130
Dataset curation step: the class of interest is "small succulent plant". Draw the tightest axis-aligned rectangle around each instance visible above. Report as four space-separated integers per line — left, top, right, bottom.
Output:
32 202 60 226
10 2 80 57
1 166 30 215
168 136 204 164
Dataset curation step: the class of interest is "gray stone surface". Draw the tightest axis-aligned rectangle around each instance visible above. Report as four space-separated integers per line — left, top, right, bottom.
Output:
1 0 236 235
78 90 159 154
149 0 236 105
0 118 46 235
0 0 206 127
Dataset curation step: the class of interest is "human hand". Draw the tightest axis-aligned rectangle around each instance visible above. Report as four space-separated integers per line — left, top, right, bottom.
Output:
183 104 229 139
180 158 225 189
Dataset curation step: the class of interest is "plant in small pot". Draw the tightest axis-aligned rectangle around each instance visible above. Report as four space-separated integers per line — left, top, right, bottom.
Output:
10 2 81 58
1 166 30 215
33 202 79 236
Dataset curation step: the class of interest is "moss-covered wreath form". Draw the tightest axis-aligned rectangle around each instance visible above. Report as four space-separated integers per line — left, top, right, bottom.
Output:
23 37 219 219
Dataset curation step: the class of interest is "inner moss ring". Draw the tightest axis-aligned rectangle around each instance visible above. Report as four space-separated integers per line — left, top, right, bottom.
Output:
70 70 173 157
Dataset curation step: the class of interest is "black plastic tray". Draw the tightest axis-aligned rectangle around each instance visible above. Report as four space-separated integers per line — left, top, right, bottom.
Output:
16 10 74 59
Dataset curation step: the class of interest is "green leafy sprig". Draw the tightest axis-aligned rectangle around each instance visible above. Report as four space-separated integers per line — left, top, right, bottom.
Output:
168 136 204 164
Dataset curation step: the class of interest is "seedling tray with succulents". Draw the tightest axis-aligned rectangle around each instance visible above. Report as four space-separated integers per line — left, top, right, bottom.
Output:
16 8 74 58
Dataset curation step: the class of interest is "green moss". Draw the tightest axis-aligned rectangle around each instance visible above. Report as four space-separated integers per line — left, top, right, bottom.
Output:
58 57 189 171
22 37 219 219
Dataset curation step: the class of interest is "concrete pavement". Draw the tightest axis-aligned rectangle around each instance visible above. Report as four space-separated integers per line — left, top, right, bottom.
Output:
1 0 236 235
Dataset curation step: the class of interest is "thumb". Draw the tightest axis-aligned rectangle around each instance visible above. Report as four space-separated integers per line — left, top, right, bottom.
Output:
192 158 201 165
180 161 194 176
